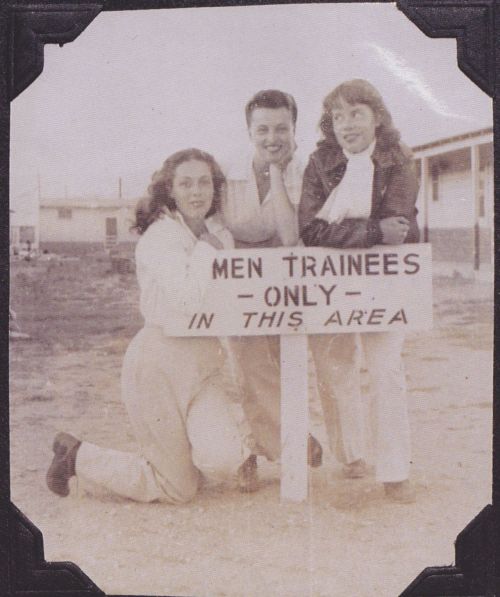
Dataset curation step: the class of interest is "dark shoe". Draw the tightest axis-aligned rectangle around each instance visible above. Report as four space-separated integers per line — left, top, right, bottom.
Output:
237 454 259 493
384 480 416 504
46 432 81 497
307 434 323 468
342 459 368 479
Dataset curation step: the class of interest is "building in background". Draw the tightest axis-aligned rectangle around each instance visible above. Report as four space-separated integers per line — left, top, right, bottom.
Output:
413 127 493 276
10 208 38 256
38 196 139 254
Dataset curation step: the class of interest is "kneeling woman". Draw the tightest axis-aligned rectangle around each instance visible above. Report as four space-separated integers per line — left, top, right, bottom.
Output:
47 148 254 503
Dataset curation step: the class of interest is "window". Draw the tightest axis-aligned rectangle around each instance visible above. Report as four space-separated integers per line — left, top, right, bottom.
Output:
479 142 493 170
478 178 485 218
106 217 118 236
414 159 422 187
431 165 439 202
57 207 72 219
19 226 35 243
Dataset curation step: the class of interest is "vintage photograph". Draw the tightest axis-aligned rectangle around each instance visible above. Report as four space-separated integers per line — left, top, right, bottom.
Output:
9 4 493 596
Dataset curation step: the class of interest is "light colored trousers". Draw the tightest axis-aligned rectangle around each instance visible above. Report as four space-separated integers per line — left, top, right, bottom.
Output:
229 335 282 461
75 327 251 504
310 331 410 483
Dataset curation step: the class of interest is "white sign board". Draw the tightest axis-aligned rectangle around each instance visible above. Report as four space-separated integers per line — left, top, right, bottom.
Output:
164 243 432 503
164 244 433 337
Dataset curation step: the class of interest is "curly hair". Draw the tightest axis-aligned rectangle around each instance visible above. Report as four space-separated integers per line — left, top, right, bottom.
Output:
133 148 226 235
318 79 401 152
245 89 298 128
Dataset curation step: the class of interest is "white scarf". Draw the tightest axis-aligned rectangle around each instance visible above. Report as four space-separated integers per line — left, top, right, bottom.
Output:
322 140 376 224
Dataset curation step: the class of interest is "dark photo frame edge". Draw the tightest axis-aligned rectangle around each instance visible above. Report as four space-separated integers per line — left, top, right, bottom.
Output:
1 1 498 596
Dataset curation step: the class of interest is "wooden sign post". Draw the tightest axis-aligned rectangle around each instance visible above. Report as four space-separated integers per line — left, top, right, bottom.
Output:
163 244 433 502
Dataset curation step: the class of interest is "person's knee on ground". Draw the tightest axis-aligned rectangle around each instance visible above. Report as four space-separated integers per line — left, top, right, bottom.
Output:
47 432 199 504
187 389 248 483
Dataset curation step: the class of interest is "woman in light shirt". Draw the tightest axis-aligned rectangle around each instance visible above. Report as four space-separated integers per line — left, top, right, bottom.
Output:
46 148 255 504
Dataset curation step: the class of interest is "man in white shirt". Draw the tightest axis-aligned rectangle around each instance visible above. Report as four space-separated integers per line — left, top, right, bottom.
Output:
222 90 322 487
222 91 302 248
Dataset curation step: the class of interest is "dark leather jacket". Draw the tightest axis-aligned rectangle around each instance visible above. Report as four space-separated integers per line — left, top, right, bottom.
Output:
299 141 419 248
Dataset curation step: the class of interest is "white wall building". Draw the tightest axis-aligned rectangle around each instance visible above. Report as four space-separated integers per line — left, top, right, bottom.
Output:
413 127 494 273
39 197 139 251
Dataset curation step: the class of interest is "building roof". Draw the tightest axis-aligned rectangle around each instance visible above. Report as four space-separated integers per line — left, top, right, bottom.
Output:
40 196 140 209
412 127 493 153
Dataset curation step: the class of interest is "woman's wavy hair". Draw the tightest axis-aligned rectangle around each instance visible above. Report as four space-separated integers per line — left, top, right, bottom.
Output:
133 148 226 235
319 79 401 151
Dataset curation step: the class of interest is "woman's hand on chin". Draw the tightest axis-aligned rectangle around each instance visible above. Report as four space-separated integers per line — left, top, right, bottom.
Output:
379 216 409 245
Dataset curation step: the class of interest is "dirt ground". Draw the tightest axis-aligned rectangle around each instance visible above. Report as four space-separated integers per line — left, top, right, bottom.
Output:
9 253 493 597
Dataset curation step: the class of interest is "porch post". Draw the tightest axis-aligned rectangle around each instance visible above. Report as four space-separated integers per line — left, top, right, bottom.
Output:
471 144 480 271
421 156 429 242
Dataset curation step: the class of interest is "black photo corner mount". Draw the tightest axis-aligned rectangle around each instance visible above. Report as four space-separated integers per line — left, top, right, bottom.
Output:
1 0 498 596
9 2 103 101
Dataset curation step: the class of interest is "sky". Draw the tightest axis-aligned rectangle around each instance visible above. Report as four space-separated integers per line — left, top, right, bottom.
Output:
10 3 492 222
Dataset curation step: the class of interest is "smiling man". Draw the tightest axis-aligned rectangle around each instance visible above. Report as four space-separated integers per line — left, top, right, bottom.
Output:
222 90 302 249
222 90 323 490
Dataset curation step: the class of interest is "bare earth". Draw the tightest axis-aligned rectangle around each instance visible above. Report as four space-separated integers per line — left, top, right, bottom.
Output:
9 254 493 597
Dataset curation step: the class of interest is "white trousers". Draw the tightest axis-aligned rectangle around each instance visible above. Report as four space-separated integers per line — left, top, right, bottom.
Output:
310 331 410 483
75 327 251 504
75 390 249 503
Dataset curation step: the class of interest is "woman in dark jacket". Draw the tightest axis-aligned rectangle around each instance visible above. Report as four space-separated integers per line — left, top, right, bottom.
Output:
299 79 419 503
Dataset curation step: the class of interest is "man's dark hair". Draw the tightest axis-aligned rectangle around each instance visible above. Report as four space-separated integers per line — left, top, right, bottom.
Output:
245 89 298 128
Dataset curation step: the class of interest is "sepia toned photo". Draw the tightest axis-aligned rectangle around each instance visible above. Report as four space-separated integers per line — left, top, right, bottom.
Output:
8 3 494 596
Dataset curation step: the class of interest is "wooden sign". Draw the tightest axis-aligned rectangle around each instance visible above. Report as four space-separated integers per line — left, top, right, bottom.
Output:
164 244 433 337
